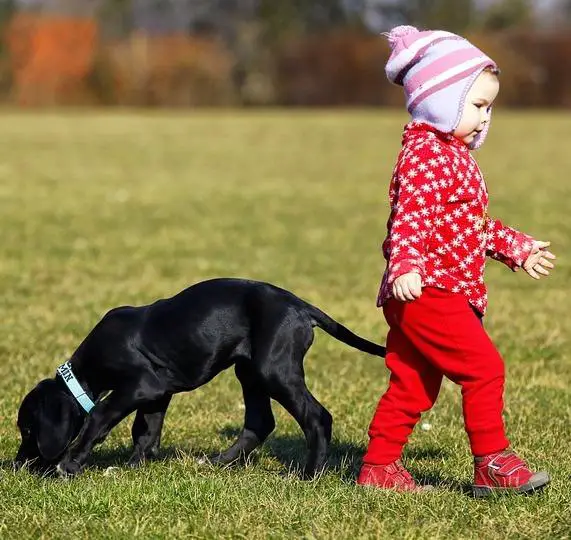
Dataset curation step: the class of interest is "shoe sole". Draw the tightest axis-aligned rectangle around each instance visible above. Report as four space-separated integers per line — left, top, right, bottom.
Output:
472 471 550 498
357 480 435 493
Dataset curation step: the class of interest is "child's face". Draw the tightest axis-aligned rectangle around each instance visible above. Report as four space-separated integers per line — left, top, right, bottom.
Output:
453 70 499 146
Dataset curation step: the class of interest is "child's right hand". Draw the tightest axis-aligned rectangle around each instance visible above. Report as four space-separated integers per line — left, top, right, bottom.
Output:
522 240 556 279
392 272 423 302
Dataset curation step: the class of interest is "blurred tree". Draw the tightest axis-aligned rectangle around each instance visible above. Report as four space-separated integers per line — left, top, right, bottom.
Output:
479 0 532 30
0 0 16 94
259 0 352 42
40 0 99 16
404 0 475 33
159 0 354 104
356 0 476 33
98 0 135 38
0 0 15 32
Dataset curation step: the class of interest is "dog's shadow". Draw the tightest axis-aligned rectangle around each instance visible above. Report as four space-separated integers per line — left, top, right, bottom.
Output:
403 449 472 494
3 427 471 493
84 428 367 482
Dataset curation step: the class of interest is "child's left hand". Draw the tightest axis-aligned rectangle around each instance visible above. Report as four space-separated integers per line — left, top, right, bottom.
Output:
522 240 556 279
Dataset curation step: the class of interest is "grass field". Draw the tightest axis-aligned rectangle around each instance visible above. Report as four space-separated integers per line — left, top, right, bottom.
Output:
0 110 569 539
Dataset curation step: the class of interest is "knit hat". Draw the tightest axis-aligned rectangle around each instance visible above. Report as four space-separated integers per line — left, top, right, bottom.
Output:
384 25 497 149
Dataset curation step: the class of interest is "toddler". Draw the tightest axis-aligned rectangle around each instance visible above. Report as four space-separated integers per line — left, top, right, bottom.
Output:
357 26 556 496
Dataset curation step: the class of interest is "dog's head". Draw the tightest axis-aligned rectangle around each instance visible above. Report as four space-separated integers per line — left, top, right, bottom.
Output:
15 378 84 472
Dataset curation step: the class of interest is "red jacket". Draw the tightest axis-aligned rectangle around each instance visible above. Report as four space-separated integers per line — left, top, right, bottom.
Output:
377 122 534 314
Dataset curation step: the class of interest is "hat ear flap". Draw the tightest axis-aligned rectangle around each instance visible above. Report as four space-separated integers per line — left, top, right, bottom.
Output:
469 108 492 150
36 389 78 461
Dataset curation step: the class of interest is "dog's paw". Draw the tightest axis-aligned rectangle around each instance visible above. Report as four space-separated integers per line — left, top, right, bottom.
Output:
56 459 83 478
127 447 159 468
195 454 211 466
103 466 119 477
126 454 145 468
127 444 161 468
208 452 247 468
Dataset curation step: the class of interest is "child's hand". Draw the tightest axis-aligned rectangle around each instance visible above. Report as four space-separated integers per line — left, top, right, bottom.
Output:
523 240 556 279
392 272 422 302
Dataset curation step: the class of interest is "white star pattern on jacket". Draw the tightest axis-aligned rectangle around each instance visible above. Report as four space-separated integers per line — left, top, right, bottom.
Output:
377 122 534 315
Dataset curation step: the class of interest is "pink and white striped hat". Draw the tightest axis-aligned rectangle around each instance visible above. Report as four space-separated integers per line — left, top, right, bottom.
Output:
384 25 497 148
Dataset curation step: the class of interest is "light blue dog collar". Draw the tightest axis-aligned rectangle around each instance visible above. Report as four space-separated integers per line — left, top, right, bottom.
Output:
56 361 95 413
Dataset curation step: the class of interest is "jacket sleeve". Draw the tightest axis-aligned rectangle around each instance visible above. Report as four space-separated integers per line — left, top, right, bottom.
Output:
385 144 452 286
485 216 535 271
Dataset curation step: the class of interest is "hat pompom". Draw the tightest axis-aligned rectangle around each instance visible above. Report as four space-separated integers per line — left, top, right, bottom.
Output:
384 25 419 48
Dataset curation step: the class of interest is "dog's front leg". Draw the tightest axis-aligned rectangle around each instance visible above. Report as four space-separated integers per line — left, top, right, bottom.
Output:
128 394 172 467
56 386 158 477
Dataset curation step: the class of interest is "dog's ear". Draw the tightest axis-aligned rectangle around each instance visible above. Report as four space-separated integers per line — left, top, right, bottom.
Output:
36 385 79 461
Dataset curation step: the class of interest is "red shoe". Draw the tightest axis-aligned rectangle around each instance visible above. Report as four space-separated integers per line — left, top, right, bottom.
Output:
357 460 426 492
473 450 550 497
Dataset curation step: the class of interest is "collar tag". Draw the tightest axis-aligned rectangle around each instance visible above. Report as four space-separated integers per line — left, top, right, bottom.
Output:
56 361 95 413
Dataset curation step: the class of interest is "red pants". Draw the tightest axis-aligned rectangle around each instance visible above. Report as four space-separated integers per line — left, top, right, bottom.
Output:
364 287 509 465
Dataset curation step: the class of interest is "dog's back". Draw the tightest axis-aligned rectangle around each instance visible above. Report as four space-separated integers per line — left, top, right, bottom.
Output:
136 279 307 384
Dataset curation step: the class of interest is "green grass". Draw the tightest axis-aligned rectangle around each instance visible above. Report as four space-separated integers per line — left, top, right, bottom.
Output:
0 110 570 539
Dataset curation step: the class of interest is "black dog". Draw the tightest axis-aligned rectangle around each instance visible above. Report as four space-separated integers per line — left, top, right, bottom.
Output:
15 278 385 478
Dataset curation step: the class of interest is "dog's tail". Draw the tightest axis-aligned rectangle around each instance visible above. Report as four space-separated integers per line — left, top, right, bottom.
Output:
303 303 386 358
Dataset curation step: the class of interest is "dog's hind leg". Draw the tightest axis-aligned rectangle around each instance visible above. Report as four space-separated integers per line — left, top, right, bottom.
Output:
267 366 333 479
210 360 275 466
259 325 333 479
128 394 172 467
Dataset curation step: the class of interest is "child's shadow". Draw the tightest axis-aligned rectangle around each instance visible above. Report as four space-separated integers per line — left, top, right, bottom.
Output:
403 446 472 494
219 426 471 493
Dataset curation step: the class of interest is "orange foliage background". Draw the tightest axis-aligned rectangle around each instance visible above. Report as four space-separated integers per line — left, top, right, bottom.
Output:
5 13 98 105
2 14 571 108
